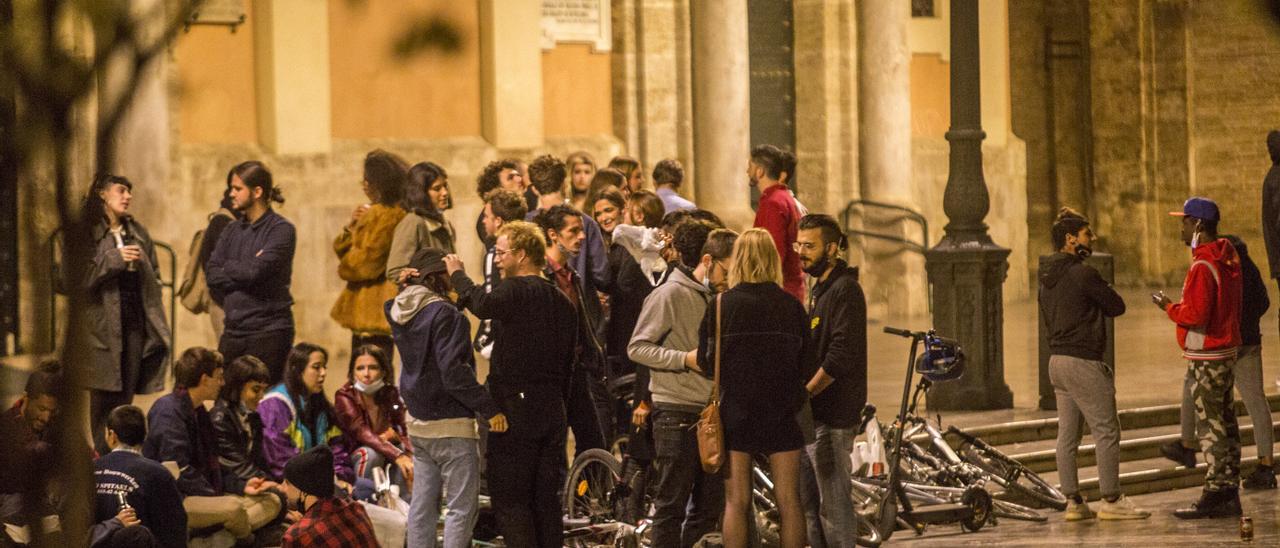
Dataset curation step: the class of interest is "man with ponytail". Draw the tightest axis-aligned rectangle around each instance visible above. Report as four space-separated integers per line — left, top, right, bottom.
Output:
207 161 297 384
1040 207 1148 521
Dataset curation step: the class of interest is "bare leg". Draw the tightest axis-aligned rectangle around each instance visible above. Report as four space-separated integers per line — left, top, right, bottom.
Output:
768 449 806 548
722 451 753 548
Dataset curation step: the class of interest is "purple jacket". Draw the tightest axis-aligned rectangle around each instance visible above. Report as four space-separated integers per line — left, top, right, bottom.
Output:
258 383 353 482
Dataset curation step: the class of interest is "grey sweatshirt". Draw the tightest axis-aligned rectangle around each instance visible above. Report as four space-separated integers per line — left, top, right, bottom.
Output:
627 267 716 408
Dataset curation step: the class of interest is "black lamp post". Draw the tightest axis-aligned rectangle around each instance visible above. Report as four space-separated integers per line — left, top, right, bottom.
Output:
924 0 1014 409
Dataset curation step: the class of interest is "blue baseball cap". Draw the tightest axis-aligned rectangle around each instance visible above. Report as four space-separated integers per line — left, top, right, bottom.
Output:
1169 197 1220 222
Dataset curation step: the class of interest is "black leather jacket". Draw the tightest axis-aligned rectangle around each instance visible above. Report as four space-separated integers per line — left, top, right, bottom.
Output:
210 399 272 492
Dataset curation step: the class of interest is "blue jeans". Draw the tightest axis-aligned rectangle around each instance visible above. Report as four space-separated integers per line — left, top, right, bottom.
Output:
407 436 481 548
802 424 856 548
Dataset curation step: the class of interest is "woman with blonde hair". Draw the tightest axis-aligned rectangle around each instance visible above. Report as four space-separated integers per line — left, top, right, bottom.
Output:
567 151 596 211
697 228 810 548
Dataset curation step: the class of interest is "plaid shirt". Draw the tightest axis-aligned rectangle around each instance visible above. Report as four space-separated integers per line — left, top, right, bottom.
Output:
282 497 379 548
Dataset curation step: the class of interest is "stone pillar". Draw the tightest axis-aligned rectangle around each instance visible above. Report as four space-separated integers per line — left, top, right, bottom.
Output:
793 0 858 219
691 0 753 229
856 0 927 317
480 0 543 149
925 0 1013 410
253 0 332 154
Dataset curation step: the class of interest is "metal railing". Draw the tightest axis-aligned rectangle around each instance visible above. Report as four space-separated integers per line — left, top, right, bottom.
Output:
840 199 932 311
47 228 177 361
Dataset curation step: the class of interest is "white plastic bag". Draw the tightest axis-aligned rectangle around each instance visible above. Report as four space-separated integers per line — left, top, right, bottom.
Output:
851 419 888 477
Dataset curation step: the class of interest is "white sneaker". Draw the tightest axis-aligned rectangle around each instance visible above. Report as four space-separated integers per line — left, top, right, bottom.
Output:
1064 499 1095 521
1098 494 1151 520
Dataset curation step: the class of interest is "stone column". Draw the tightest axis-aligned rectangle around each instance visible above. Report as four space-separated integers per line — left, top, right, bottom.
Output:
479 0 543 149
691 0 753 229
924 0 1013 410
793 0 859 219
856 0 927 317
253 0 332 154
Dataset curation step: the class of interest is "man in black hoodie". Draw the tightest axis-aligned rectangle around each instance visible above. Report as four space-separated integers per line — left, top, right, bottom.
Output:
1039 208 1149 521
1259 130 1280 385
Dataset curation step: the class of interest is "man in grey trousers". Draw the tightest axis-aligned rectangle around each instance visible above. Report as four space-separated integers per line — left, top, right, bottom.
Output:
1039 207 1150 520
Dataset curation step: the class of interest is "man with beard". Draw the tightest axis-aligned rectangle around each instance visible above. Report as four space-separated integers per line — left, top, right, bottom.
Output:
206 161 295 384
748 145 804 302
535 204 607 454
1040 208 1147 521
791 214 866 546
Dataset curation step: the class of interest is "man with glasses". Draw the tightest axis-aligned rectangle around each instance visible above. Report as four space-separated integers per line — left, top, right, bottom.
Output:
628 221 737 548
445 221 578 548
791 214 867 547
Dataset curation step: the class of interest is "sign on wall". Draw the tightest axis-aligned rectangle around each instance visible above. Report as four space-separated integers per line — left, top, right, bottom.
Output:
542 0 611 52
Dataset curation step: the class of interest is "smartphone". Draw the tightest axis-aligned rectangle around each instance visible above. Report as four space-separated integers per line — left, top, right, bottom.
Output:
1150 291 1165 305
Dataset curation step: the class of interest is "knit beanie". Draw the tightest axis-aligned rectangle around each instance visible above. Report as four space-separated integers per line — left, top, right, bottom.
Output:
284 445 334 498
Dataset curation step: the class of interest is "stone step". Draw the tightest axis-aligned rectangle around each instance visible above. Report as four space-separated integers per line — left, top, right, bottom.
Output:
1010 420 1280 474
935 393 1280 447
1034 454 1270 502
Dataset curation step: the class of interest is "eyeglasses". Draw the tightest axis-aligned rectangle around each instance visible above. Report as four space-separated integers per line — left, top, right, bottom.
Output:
792 241 822 252
493 247 512 258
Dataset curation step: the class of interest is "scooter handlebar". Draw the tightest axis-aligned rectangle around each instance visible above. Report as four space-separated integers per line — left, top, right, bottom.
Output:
883 326 919 338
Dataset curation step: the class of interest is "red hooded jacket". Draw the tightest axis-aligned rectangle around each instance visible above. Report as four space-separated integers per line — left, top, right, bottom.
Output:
1166 238 1242 361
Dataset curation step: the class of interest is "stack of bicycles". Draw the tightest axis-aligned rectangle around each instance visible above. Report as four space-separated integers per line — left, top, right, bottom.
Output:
560 327 1067 547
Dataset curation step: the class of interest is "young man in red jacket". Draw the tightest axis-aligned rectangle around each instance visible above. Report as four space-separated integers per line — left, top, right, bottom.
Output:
1154 197 1244 519
748 145 805 302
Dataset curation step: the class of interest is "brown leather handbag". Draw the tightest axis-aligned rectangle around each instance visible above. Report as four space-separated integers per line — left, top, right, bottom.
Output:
697 294 725 473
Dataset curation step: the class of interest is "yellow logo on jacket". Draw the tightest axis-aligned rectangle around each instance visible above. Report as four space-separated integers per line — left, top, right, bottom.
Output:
811 316 821 330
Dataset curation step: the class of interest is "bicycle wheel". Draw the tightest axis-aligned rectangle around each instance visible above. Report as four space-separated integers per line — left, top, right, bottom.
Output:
991 499 1048 522
957 439 1067 510
565 448 623 523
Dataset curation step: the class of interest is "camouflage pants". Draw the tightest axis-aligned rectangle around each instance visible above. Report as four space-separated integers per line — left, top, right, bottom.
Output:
1188 359 1242 490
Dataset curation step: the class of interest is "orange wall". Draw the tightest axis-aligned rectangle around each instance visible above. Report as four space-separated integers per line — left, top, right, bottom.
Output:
542 43 613 137
910 53 950 138
328 0 483 140
174 16 259 144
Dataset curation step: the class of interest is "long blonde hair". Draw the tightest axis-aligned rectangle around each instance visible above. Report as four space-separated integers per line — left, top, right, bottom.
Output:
728 228 783 288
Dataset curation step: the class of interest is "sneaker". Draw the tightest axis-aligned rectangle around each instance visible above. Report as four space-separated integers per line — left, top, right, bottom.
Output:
1172 487 1243 519
1064 499 1095 521
1243 464 1277 490
1159 440 1197 468
1098 495 1151 520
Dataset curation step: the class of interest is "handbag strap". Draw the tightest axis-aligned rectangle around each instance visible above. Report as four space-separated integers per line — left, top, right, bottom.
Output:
712 293 722 402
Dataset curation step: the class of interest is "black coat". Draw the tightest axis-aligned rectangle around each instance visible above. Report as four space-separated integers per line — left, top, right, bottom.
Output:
209 399 271 495
698 282 811 454
1262 130 1280 278
94 450 187 548
453 272 578 392
1226 236 1271 346
805 261 867 428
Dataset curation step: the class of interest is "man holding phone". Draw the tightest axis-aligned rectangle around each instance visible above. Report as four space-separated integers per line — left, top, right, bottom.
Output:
1155 197 1245 519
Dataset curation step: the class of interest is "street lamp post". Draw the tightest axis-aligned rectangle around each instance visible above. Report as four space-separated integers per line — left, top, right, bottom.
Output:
924 0 1014 410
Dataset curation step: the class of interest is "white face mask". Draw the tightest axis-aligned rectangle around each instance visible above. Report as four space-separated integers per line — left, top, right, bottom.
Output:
355 379 386 394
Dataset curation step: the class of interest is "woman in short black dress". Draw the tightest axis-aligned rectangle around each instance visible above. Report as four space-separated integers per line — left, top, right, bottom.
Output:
698 228 810 548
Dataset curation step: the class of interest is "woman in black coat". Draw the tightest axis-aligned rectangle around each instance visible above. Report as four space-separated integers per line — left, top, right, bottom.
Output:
81 173 171 455
698 228 810 548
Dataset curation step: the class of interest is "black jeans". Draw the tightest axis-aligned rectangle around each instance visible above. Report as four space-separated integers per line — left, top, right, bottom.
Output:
487 386 568 548
567 366 606 454
219 328 294 385
650 407 724 548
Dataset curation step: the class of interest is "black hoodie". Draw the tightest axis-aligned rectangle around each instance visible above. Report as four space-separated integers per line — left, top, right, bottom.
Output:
1038 253 1126 361
1225 235 1270 346
1261 130 1280 277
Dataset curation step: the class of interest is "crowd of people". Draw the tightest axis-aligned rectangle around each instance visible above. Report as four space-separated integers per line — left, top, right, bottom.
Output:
4 134 1279 547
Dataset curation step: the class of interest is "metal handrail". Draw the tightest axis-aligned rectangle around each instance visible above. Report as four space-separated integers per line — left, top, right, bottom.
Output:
47 227 177 362
840 199 932 312
840 199 930 255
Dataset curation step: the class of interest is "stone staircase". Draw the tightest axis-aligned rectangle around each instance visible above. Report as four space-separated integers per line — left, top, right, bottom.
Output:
930 395 1280 501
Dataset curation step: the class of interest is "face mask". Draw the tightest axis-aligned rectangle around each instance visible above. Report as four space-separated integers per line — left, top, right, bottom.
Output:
355 379 386 394
802 252 831 278
1074 243 1093 260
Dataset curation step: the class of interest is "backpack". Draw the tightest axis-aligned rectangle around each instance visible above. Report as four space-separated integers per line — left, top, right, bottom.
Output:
178 209 234 314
